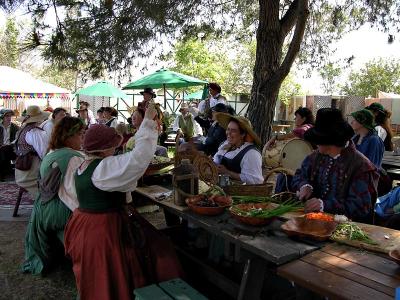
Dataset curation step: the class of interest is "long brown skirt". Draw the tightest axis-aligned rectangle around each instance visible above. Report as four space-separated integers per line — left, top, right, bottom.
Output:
64 208 184 300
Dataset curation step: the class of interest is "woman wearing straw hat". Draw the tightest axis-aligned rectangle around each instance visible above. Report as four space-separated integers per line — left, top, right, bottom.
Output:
15 105 50 198
23 116 85 275
213 113 263 184
64 102 183 300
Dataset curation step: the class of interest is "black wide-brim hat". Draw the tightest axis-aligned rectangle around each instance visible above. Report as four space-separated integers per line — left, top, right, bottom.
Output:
304 108 354 147
140 87 156 98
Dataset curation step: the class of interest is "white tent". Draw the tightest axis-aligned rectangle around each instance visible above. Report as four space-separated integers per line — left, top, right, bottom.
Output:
0 66 71 113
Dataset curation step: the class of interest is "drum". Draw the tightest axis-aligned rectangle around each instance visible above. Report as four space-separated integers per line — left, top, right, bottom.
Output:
262 138 313 172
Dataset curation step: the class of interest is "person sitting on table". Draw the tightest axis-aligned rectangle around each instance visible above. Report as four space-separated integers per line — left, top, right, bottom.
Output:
0 108 19 181
195 103 230 156
350 109 384 168
125 108 168 157
172 102 203 143
213 113 263 184
366 102 394 151
23 117 85 275
265 107 314 193
64 103 183 300
293 108 379 223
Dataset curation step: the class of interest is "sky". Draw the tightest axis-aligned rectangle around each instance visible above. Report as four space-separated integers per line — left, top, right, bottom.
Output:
298 24 400 94
1 9 400 95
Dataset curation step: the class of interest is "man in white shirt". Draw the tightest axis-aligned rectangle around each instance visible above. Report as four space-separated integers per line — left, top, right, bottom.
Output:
172 102 202 142
41 107 67 137
198 83 227 115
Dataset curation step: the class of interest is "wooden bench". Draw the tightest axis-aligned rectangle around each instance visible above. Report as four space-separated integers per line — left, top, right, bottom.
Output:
134 278 208 300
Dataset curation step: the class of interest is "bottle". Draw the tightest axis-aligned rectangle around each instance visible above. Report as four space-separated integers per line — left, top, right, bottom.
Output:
173 159 199 206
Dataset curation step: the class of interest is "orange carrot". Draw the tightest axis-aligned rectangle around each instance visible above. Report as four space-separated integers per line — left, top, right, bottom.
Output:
305 212 334 222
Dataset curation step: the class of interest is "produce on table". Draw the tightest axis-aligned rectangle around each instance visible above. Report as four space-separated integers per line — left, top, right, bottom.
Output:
333 215 348 223
331 222 378 245
231 195 273 204
150 155 171 164
305 212 334 222
230 199 303 219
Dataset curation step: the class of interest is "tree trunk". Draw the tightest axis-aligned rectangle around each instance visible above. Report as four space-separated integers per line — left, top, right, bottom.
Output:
248 0 309 145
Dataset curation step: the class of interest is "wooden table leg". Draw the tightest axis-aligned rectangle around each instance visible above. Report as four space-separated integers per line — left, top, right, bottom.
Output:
238 257 266 300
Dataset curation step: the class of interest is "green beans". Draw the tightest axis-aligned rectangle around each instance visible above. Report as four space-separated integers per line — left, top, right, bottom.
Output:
332 223 377 245
231 195 273 204
231 199 303 219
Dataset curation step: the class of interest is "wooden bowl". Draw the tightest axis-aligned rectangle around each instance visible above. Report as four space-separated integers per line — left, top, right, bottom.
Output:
229 203 279 226
185 195 232 216
281 217 337 241
389 249 400 265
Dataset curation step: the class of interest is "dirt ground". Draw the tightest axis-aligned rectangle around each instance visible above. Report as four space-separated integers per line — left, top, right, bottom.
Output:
0 208 169 300
0 221 77 300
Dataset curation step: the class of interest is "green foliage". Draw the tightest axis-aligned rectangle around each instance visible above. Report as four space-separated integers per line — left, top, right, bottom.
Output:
36 65 78 91
167 37 256 95
279 74 303 105
319 62 342 94
0 18 20 67
342 59 400 97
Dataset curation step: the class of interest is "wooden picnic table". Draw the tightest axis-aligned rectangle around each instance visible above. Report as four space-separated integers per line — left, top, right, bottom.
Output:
382 151 400 169
135 185 400 300
135 185 319 300
277 243 400 300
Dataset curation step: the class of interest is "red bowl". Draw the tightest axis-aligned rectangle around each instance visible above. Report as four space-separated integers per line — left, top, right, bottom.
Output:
185 195 232 216
229 203 279 226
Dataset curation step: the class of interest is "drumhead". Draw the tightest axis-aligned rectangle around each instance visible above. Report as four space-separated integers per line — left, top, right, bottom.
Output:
281 139 313 171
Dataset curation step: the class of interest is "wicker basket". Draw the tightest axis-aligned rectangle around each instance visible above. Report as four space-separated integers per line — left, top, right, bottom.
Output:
223 181 273 197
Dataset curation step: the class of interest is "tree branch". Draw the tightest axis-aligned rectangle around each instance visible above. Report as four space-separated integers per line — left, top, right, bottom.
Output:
274 0 309 85
280 0 299 37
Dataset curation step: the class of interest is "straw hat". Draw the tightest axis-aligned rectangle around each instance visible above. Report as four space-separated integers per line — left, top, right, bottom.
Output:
18 105 50 123
215 112 261 145
179 102 189 111
83 124 123 153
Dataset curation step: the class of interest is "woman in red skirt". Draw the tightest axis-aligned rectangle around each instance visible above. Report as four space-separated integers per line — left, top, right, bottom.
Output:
65 102 183 300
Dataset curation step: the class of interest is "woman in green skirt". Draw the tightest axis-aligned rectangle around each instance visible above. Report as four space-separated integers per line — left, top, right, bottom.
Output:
23 116 85 275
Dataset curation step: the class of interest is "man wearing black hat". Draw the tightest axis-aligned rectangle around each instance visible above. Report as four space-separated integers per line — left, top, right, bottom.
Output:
196 103 230 156
292 108 379 223
138 87 157 110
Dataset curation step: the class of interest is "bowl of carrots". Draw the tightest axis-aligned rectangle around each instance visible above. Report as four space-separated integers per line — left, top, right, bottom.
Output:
281 213 337 241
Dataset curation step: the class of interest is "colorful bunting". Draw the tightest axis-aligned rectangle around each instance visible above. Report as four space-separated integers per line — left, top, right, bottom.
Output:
0 92 69 99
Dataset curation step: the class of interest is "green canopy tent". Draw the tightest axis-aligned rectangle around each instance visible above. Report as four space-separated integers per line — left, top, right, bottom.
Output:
123 68 208 112
186 90 204 100
75 81 130 118
75 81 129 100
